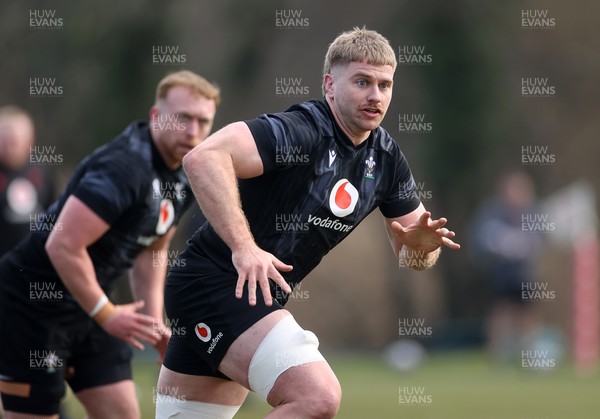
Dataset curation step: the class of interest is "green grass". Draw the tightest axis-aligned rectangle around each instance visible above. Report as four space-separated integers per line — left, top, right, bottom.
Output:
63 351 600 419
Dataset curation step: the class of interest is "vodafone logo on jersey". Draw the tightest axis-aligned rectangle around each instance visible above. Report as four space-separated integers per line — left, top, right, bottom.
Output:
155 199 174 235
195 322 211 342
329 179 359 218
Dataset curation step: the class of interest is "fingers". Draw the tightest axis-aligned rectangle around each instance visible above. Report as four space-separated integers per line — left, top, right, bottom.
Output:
234 249 292 306
103 306 160 348
132 318 160 344
272 258 293 273
442 237 461 250
247 273 258 306
259 278 273 306
129 300 145 312
128 337 145 351
418 211 431 225
430 217 448 229
235 275 246 300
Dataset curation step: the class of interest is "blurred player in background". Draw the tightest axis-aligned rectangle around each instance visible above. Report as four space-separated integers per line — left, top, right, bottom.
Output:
156 28 459 418
0 106 55 257
0 70 220 418
470 169 543 363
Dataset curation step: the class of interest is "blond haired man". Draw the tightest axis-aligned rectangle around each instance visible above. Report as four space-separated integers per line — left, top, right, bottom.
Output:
0 71 219 418
156 28 460 418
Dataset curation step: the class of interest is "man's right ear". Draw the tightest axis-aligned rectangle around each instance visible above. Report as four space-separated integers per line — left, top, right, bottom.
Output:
323 74 334 99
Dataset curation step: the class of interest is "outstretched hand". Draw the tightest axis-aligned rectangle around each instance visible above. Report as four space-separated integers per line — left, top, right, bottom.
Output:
101 300 160 350
232 244 293 306
391 211 460 253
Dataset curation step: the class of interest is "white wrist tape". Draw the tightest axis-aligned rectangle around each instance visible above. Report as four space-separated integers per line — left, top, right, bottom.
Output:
88 295 108 317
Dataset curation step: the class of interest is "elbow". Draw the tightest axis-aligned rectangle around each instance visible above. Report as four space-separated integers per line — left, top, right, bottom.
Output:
181 146 197 173
45 234 73 266
182 143 210 175
45 235 62 264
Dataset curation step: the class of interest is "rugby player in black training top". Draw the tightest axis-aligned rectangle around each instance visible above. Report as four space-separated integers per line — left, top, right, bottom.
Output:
156 28 460 419
0 71 220 418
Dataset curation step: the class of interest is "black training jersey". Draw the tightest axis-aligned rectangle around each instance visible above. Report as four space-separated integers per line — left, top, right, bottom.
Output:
188 100 420 302
2 121 192 299
0 163 55 257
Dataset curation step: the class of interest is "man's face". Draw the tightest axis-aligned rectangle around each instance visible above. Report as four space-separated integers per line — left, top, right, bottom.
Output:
150 85 217 169
0 115 34 169
324 61 394 143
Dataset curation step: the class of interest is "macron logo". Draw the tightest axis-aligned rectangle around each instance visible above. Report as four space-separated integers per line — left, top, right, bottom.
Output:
329 149 337 167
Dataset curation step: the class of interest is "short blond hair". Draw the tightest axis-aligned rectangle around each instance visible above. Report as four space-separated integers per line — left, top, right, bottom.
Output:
155 70 221 106
322 27 396 94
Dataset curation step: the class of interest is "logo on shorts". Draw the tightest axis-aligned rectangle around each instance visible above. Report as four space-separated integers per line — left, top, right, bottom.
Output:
329 179 359 217
195 322 211 342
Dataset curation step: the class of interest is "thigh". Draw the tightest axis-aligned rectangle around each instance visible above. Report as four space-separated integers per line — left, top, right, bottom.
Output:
0 286 76 415
157 366 248 406
218 310 291 388
66 321 133 393
164 250 284 374
75 380 139 419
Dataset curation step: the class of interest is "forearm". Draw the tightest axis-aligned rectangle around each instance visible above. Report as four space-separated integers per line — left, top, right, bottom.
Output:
183 149 254 252
399 246 440 271
46 244 106 313
129 250 166 320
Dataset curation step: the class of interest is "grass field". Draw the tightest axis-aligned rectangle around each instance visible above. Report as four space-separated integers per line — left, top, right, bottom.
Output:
63 350 600 419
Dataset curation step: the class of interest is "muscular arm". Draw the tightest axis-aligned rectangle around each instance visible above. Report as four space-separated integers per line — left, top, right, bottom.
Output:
45 195 158 349
384 203 460 271
128 226 176 361
183 122 262 253
182 122 292 305
46 195 113 312
129 226 176 320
